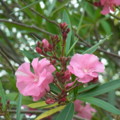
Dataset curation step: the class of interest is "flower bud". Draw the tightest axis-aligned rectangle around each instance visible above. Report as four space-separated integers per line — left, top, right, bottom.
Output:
45 98 56 104
42 39 50 48
59 22 68 29
51 59 56 65
63 70 71 80
56 72 61 77
36 47 42 54
59 97 67 102
44 48 48 52
62 32 67 39
94 2 102 7
91 77 98 83
66 28 70 33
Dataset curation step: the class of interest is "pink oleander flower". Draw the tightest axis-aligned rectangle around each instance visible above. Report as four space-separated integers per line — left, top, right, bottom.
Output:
74 100 96 120
15 58 55 101
96 0 120 15
42 39 50 48
67 54 104 83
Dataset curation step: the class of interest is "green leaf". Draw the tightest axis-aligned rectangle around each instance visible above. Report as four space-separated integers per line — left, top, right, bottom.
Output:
35 105 65 120
80 97 120 115
0 19 50 34
56 103 74 120
11 0 41 14
83 34 112 54
78 83 99 93
66 39 78 56
27 101 58 109
16 94 22 120
28 101 47 108
77 79 120 98
51 0 70 16
62 10 72 54
0 81 6 109
50 83 61 94
46 0 57 16
100 20 111 34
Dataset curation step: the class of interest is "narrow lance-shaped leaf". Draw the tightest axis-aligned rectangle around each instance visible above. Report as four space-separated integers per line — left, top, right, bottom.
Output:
80 97 120 115
77 79 120 98
78 83 99 93
51 0 70 16
35 105 65 120
11 0 42 14
83 34 112 54
62 10 72 54
27 101 58 109
55 103 74 120
16 94 22 120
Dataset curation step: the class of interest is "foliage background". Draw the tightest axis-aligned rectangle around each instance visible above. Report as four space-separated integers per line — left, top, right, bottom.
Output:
0 0 120 120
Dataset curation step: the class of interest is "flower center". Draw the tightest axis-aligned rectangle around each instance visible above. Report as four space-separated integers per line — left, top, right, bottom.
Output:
34 76 38 82
83 69 88 73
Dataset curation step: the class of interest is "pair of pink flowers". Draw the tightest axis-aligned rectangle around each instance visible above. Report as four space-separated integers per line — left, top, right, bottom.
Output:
95 0 120 15
15 53 104 101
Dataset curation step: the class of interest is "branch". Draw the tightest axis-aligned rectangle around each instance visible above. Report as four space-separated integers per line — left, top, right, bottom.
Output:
0 19 54 36
0 43 22 64
7 109 83 120
0 48 15 73
75 33 120 59
30 8 59 27
110 13 120 20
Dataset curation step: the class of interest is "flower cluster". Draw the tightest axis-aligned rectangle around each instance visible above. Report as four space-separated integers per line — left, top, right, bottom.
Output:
15 23 105 119
94 0 120 15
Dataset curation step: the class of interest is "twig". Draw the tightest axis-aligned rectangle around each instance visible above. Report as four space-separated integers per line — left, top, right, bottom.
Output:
0 48 15 73
75 33 120 59
30 8 59 27
7 109 84 120
7 109 42 114
110 13 120 20
0 19 54 36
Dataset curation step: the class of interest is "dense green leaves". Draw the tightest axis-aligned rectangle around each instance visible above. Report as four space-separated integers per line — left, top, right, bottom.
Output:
55 103 74 120
80 97 120 115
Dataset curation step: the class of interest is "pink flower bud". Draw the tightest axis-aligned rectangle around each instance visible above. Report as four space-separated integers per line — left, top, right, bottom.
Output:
94 2 102 7
56 72 61 77
45 98 56 104
48 44 53 50
91 77 98 83
36 47 42 54
59 97 67 102
59 22 68 29
63 70 71 80
51 59 56 65
44 48 48 52
66 28 70 33
62 32 67 39
65 81 75 89
42 39 50 48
